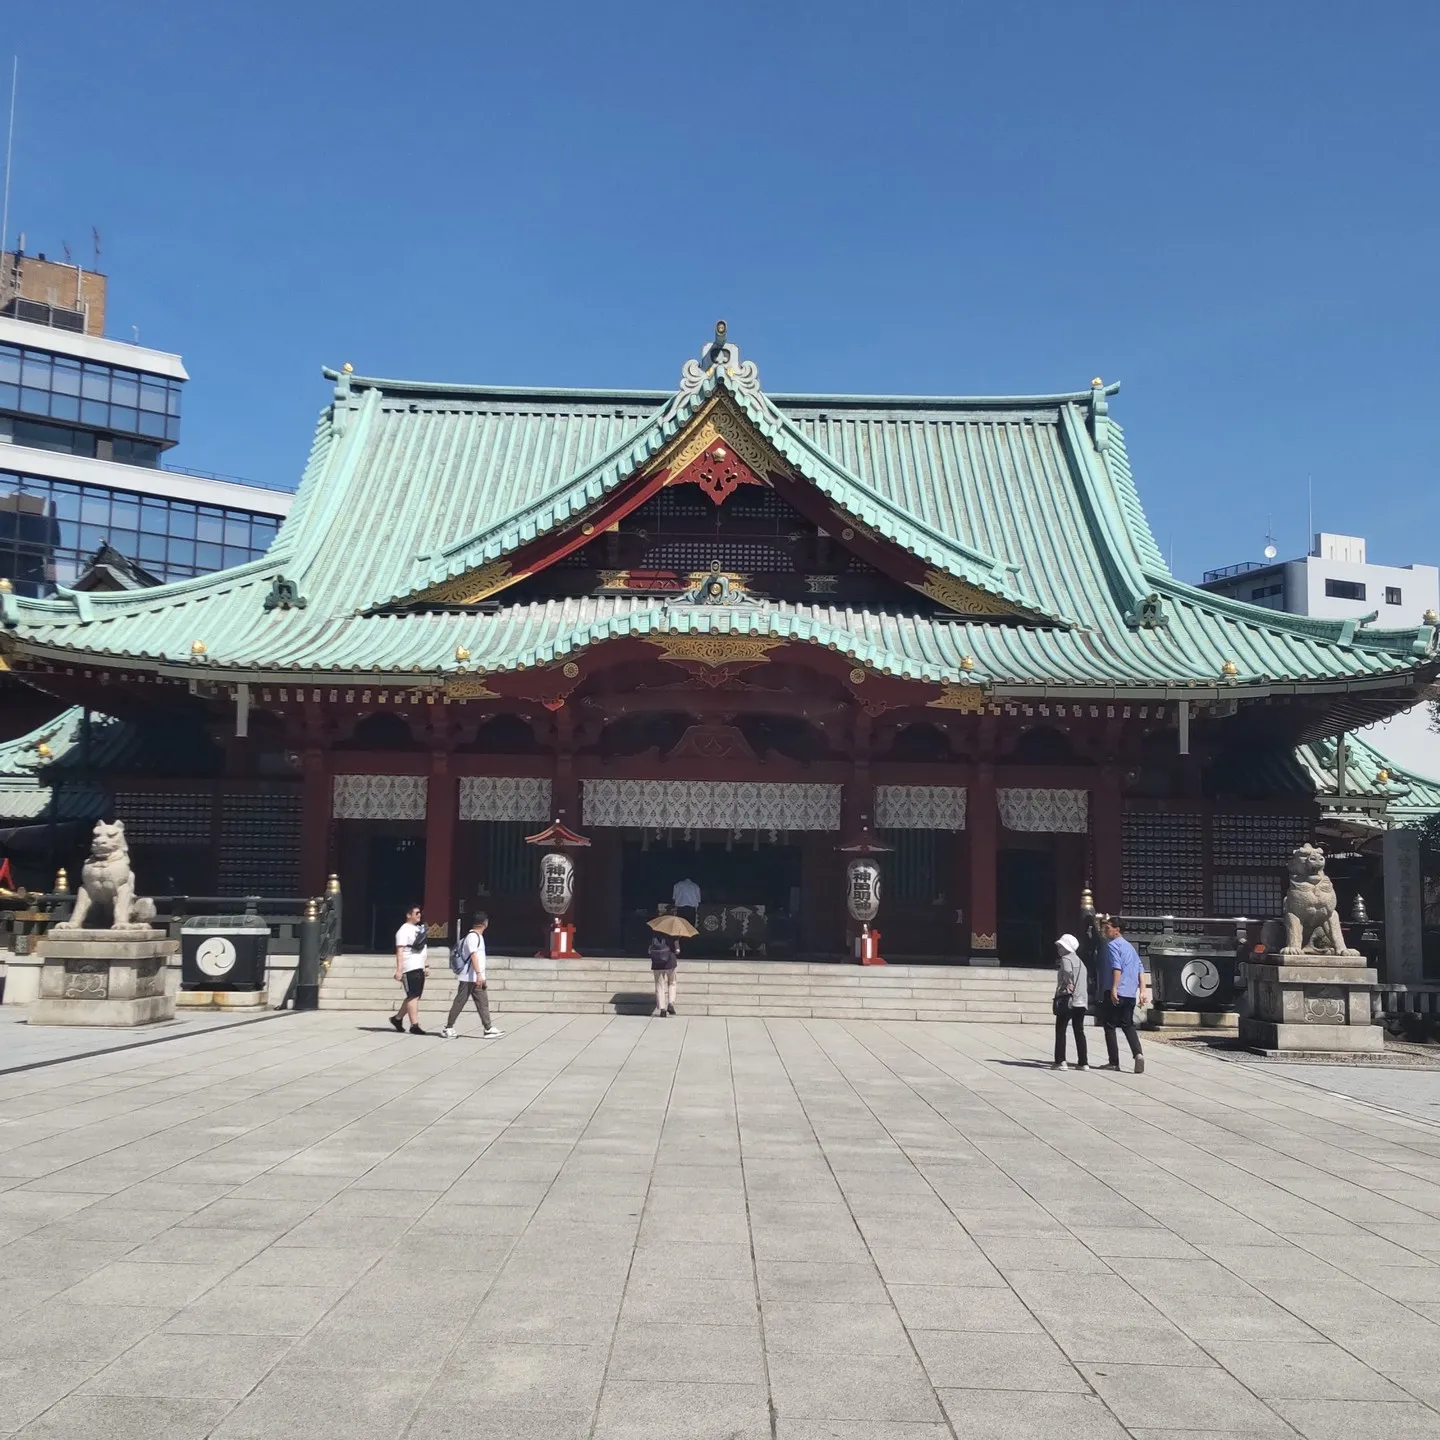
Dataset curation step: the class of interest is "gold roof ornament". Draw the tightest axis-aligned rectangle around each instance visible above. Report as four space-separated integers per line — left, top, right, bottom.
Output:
960 654 975 672
342 362 353 374
1221 661 1238 677
1376 769 1391 785
1091 377 1104 388
35 742 51 758
1425 608 1439 626
191 640 207 656
455 645 470 662
0 577 11 592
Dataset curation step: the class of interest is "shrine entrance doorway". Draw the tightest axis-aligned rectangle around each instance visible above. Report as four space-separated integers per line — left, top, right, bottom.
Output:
619 836 803 957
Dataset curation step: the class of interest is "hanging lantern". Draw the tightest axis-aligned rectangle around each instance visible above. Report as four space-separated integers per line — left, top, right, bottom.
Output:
539 851 575 917
846 858 882 924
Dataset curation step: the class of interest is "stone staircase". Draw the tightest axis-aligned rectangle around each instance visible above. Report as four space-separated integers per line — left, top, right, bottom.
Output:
318 953 1056 1022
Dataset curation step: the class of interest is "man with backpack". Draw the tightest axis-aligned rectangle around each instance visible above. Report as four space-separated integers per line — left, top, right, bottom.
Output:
441 911 504 1040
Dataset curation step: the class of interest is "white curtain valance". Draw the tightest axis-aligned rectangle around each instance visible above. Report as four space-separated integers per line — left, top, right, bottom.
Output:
459 777 551 823
583 779 842 831
332 774 426 821
998 787 1089 834
874 785 967 831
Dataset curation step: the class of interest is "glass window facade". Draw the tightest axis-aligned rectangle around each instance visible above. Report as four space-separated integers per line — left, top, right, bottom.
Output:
0 343 181 446
0 468 280 596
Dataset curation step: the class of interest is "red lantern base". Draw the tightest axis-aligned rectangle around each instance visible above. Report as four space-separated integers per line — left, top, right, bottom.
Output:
857 926 886 965
547 918 580 960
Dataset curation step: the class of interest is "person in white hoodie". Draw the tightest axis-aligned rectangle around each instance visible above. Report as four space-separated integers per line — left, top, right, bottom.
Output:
1052 932 1089 1071
441 912 503 1040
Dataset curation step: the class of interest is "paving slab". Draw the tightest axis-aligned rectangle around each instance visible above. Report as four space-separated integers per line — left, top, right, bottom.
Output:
10 1012 1440 1436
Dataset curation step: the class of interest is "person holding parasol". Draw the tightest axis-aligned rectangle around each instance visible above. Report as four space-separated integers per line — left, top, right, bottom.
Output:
647 911 695 1017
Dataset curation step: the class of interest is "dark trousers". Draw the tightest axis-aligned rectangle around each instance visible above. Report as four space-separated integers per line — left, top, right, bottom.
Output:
1054 1009 1087 1066
1103 996 1143 1065
446 980 492 1031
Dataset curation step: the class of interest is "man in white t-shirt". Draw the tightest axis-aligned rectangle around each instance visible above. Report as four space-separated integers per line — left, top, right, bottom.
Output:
442 912 503 1040
390 904 429 1035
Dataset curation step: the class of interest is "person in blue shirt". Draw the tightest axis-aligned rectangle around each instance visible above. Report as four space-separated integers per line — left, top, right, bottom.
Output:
1100 917 1147 1074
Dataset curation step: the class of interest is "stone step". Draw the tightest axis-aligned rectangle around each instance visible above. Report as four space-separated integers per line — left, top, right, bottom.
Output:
319 953 1057 1020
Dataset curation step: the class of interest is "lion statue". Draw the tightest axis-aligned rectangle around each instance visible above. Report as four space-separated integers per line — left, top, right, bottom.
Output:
52 820 158 932
1279 843 1359 958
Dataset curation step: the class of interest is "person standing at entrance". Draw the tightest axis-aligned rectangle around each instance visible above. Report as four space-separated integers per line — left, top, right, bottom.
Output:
1051 933 1088 1070
442 912 504 1040
390 904 429 1035
650 932 679 1017
1100 917 1147 1074
672 877 700 925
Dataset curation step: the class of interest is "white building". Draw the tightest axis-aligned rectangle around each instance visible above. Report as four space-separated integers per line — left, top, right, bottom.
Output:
1202 535 1440 776
0 262 291 597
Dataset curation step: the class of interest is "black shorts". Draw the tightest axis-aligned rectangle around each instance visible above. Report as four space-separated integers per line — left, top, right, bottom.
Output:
401 969 426 999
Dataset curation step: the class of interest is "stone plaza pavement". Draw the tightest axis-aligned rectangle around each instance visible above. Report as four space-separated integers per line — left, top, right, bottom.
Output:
6 1017 1440 1438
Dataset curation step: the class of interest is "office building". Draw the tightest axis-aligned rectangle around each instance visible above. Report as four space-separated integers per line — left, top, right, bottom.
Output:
0 249 291 599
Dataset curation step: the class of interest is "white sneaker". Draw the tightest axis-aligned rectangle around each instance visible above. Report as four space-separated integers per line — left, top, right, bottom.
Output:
441 1027 457 1039
482 1027 504 1038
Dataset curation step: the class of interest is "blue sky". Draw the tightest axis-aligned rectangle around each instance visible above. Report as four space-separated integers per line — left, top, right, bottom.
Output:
5 0 1436 585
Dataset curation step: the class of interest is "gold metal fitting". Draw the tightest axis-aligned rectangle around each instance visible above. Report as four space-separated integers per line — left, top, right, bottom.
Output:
35 742 51 758
191 640 207 656
960 655 975 672
54 867 69 894
1376 768 1391 784
1221 661 1238 677
562 661 579 678
326 874 341 894
1091 377 1103 388
342 362 353 374
1425 608 1439 626
849 667 866 685
455 645 470 662
0 577 11 592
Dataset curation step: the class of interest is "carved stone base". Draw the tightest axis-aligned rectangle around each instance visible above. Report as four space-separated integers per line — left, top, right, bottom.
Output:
30 930 178 1027
1239 962 1382 1054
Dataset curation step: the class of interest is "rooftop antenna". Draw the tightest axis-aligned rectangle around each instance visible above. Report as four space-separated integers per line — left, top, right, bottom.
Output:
1263 516 1277 561
0 58 16 306
91 226 100 271
1307 474 1313 554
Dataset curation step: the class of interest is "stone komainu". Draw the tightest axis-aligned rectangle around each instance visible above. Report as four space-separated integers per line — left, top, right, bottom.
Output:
53 820 158 931
1278 843 1359 958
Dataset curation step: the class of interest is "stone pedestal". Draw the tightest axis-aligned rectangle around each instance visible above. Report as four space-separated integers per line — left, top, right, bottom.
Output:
30 929 178 1026
1240 961 1382 1053
176 988 267 1012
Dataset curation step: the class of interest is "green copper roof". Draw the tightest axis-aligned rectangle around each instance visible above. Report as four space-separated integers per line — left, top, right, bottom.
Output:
1298 731 1440 823
0 708 121 821
1 350 1435 695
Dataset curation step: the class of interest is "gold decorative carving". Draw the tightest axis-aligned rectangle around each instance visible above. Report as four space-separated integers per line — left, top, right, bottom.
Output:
561 661 580 678
970 932 997 951
413 559 514 608
444 676 500 699
848 667 867 685
927 684 990 712
645 394 788 487
647 635 784 669
913 568 1015 617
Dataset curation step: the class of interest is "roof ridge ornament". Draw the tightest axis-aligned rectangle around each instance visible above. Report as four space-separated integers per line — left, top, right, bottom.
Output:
1088 376 1110 452
675 320 762 407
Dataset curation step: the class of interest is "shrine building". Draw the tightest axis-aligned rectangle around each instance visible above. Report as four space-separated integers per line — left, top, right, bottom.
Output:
1 330 1435 962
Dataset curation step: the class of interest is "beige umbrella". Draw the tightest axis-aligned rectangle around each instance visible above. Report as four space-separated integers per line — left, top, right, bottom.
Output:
648 913 698 938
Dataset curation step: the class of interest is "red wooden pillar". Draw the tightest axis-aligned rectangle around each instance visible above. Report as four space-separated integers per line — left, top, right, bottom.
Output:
423 751 457 943
968 763 998 963
298 747 330 897
1092 765 1124 916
